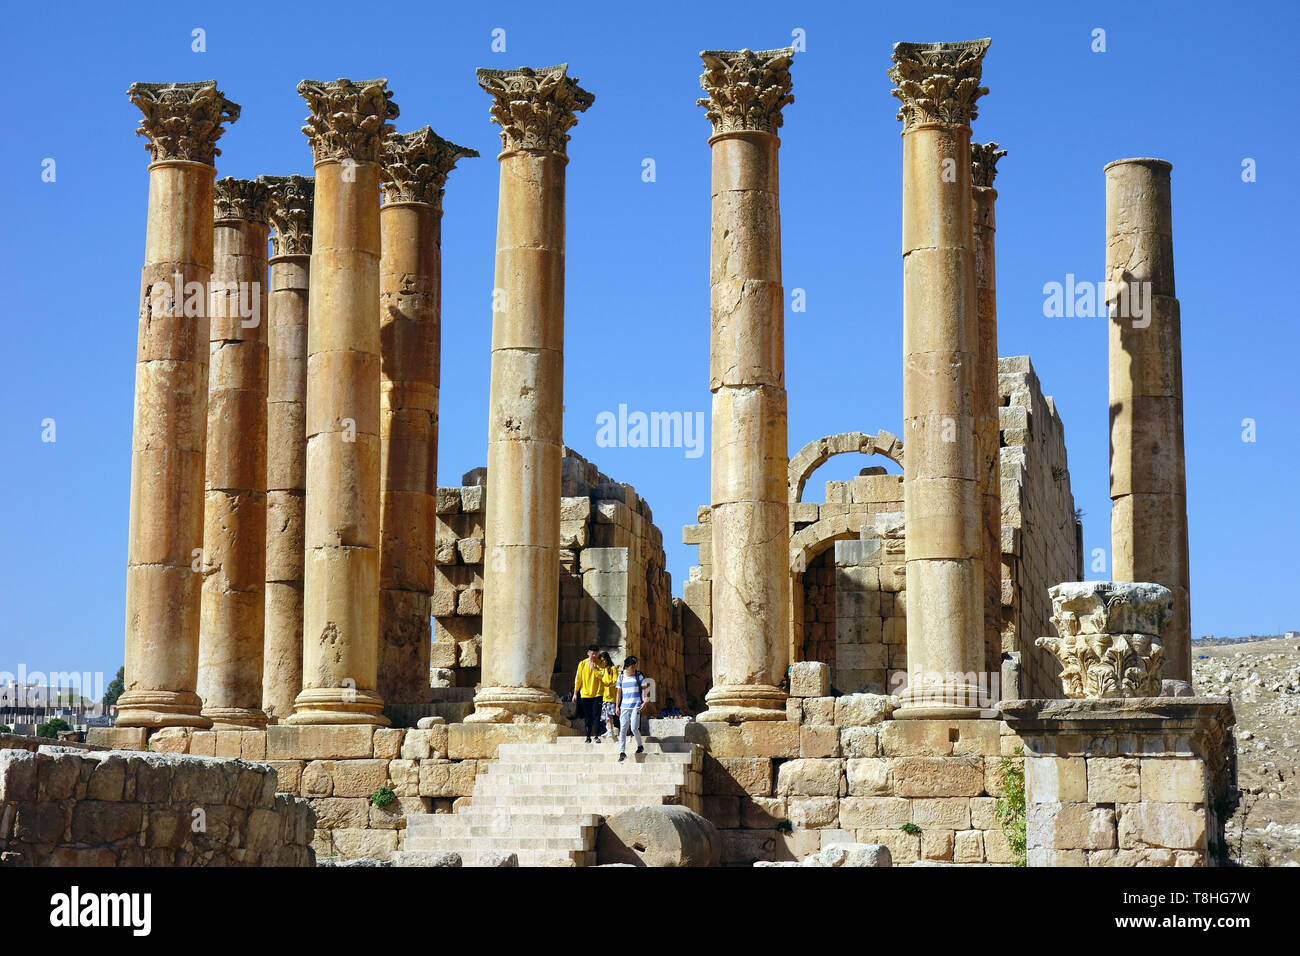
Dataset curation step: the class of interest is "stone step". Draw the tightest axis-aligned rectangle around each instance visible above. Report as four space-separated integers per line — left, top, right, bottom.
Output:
479 768 692 783
467 793 689 810
405 833 597 852
496 739 690 755
399 739 700 867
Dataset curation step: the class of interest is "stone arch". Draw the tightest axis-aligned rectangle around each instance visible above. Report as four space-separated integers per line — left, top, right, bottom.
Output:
788 430 905 504
788 513 874 671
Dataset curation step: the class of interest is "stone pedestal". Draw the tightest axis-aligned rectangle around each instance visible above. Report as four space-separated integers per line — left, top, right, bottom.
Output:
378 129 477 715
1105 158 1191 683
888 40 991 719
696 48 795 723
260 174 314 723
1001 697 1236 866
468 65 593 725
118 81 239 730
289 78 398 726
198 178 272 729
971 143 1006 680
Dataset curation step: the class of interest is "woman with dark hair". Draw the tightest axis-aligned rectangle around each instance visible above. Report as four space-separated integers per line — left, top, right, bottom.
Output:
598 651 619 741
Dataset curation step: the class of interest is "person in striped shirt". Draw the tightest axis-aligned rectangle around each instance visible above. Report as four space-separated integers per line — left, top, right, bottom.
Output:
614 656 649 762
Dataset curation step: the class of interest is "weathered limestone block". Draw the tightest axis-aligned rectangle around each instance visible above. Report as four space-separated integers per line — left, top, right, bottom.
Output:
596 805 721 867
703 756 772 798
789 661 830 698
775 759 846 797
787 796 839 829
834 694 896 727
889 756 985 797
1028 803 1117 851
800 842 892 867
1025 756 1087 803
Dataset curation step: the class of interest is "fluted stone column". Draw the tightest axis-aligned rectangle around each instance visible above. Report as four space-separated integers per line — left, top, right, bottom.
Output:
889 40 990 718
697 48 794 722
260 174 313 722
1106 158 1191 683
289 79 398 726
198 178 271 729
972 143 1006 681
467 65 593 724
378 128 477 714
118 81 239 730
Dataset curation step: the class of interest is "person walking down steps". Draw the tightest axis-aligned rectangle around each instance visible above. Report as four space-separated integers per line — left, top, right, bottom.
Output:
599 651 618 741
615 656 650 762
573 644 606 743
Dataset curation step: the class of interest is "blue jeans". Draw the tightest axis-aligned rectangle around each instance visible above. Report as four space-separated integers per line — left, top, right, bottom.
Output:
618 707 643 753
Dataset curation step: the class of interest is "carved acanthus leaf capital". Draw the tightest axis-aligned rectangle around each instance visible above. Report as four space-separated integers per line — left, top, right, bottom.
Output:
298 78 399 164
381 127 479 207
259 175 315 257
888 39 990 132
971 142 1007 189
476 64 594 155
213 177 271 224
697 48 795 136
127 81 240 165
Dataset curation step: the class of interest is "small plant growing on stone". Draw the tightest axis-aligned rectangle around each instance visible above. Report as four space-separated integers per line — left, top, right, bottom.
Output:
899 822 921 836
775 819 793 833
0 725 11 734
995 747 1027 867
370 785 397 808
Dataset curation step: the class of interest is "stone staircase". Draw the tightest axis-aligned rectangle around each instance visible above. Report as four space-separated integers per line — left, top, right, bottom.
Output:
398 737 703 866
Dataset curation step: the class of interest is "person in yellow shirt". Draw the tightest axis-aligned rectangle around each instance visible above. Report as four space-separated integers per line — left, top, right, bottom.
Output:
598 652 619 741
573 644 605 743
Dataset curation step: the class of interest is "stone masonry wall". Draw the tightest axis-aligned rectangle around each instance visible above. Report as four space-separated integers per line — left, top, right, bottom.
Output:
677 691 1023 866
997 357 1084 699
0 746 315 867
1004 698 1237 867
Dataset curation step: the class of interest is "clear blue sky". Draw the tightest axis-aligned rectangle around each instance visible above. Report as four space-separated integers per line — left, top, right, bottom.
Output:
1 0 1296 688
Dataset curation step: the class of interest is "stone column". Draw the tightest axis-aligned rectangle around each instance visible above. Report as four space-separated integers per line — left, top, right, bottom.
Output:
117 81 239 730
198 178 272 729
289 78 398 726
889 39 990 718
1106 158 1191 682
259 174 314 723
378 128 477 714
696 48 794 722
972 143 1006 683
467 65 593 724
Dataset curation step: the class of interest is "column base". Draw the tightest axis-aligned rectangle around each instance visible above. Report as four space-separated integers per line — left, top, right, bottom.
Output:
114 690 213 729
202 706 269 731
285 687 390 726
894 679 988 720
465 686 563 724
697 684 788 723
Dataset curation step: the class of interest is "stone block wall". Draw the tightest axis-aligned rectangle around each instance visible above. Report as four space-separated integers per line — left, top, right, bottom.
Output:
998 356 1084 699
434 448 685 711
0 746 315 867
676 695 1023 866
1003 698 1237 867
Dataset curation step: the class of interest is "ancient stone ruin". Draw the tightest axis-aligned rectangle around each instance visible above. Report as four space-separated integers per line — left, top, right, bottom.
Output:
56 38 1232 869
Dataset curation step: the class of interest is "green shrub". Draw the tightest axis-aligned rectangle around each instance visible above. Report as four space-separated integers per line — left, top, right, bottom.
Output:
899 822 921 836
370 786 397 808
995 747 1027 867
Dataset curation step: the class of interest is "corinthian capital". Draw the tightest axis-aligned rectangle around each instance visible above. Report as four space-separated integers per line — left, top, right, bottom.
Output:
697 48 795 136
888 39 990 132
381 127 479 207
476 64 594 155
259 175 315 257
298 78 399 164
971 142 1007 188
127 80 240 165
213 177 271 224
